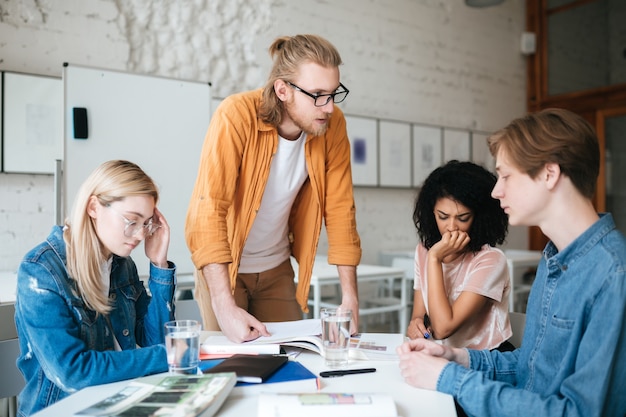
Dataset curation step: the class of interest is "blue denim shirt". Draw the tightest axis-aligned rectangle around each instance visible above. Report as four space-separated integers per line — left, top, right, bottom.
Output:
438 213 626 417
14 225 176 416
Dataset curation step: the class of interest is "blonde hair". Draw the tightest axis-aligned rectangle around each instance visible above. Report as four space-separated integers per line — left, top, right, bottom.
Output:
259 34 343 126
64 160 159 314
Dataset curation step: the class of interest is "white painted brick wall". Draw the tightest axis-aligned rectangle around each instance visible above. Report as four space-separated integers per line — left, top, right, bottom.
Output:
0 174 54 270
0 0 529 271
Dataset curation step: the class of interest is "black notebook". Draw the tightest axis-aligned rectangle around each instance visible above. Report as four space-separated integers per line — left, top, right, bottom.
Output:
203 354 289 383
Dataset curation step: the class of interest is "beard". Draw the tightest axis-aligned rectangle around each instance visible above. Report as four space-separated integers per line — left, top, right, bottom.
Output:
283 100 330 137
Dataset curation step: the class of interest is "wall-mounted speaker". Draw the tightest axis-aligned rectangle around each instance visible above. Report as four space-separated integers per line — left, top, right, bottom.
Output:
73 107 88 139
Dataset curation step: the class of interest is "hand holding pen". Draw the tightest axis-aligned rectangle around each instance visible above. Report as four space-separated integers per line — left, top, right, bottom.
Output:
423 314 433 339
407 314 433 340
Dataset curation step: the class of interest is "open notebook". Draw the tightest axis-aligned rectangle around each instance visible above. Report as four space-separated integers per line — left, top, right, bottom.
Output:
201 319 404 360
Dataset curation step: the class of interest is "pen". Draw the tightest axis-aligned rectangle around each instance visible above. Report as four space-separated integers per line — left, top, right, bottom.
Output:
319 368 377 378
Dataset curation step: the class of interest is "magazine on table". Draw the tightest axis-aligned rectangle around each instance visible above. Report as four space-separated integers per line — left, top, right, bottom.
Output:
73 373 236 417
201 319 404 360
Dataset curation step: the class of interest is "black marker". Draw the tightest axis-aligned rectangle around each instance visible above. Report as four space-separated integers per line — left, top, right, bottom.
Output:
319 368 377 378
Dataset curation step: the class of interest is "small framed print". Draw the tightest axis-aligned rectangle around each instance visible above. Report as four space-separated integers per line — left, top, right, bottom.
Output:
412 124 442 187
379 120 411 188
345 115 378 186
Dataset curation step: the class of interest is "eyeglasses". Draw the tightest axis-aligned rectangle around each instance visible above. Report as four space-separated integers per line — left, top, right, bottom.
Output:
106 205 161 238
286 81 349 107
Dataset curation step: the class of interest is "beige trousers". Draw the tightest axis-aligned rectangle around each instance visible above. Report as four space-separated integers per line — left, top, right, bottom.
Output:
193 259 302 331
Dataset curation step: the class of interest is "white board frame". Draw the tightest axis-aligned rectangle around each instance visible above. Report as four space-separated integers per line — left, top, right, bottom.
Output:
63 64 211 277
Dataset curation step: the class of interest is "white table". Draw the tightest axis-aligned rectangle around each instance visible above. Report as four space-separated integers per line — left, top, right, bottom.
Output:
503 249 542 312
32 333 457 417
379 249 543 313
293 257 409 333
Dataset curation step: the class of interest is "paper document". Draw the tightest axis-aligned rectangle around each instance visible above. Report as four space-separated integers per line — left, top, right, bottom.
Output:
202 319 322 355
257 392 398 417
202 319 405 360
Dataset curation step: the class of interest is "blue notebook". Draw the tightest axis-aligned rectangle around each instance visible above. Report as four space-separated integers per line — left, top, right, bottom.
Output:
200 358 316 386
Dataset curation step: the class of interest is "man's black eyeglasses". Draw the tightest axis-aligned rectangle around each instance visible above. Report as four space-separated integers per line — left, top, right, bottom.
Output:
286 81 349 107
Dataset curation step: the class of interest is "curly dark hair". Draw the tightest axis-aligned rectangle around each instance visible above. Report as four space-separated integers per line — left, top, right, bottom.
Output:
413 160 508 252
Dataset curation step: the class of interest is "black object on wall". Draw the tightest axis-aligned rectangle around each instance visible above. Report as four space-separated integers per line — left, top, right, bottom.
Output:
73 107 88 139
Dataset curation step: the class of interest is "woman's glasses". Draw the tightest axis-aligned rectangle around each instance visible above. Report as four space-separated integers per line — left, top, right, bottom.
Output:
107 205 161 237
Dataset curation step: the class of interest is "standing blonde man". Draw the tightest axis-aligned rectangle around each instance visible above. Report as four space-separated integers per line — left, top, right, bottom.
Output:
186 34 361 343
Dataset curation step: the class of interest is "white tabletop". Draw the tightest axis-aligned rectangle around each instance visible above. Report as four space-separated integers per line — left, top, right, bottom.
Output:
293 256 406 281
32 333 457 417
503 249 543 263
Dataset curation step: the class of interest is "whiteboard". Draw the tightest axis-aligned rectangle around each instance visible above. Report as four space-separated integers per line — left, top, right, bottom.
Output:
63 64 211 276
2 72 62 173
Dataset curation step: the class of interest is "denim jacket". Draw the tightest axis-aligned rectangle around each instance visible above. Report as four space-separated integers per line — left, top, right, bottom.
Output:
438 213 626 417
14 226 176 416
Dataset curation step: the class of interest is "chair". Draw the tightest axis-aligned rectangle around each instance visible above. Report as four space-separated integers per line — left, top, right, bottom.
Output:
0 303 24 413
174 299 203 323
363 256 415 333
508 311 526 348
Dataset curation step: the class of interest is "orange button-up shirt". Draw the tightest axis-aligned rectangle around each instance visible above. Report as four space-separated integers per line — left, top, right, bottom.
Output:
185 89 361 311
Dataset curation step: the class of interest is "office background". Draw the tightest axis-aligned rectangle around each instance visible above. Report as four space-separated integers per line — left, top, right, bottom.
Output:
0 0 529 272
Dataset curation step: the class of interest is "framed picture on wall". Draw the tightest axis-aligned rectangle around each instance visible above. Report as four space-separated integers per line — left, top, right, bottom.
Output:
471 131 495 171
412 124 442 187
0 73 2 171
345 115 378 186
379 120 411 187
443 128 471 162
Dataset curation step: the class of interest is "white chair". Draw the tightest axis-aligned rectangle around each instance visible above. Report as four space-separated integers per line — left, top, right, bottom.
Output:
1 303 24 416
363 257 415 333
508 311 526 348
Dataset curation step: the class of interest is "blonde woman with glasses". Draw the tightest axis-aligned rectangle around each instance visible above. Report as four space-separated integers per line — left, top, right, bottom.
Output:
14 160 176 416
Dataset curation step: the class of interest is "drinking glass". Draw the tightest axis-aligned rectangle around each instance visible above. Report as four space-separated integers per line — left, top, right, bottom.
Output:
320 307 352 368
164 319 200 374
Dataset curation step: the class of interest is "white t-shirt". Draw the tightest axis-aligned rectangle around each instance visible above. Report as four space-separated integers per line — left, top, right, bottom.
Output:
100 258 122 351
238 132 309 273
413 244 512 350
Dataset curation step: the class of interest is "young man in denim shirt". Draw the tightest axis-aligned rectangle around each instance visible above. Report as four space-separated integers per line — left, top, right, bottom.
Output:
397 108 626 417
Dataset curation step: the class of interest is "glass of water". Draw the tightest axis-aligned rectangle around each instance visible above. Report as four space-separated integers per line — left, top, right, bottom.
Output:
164 319 200 374
321 307 352 368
